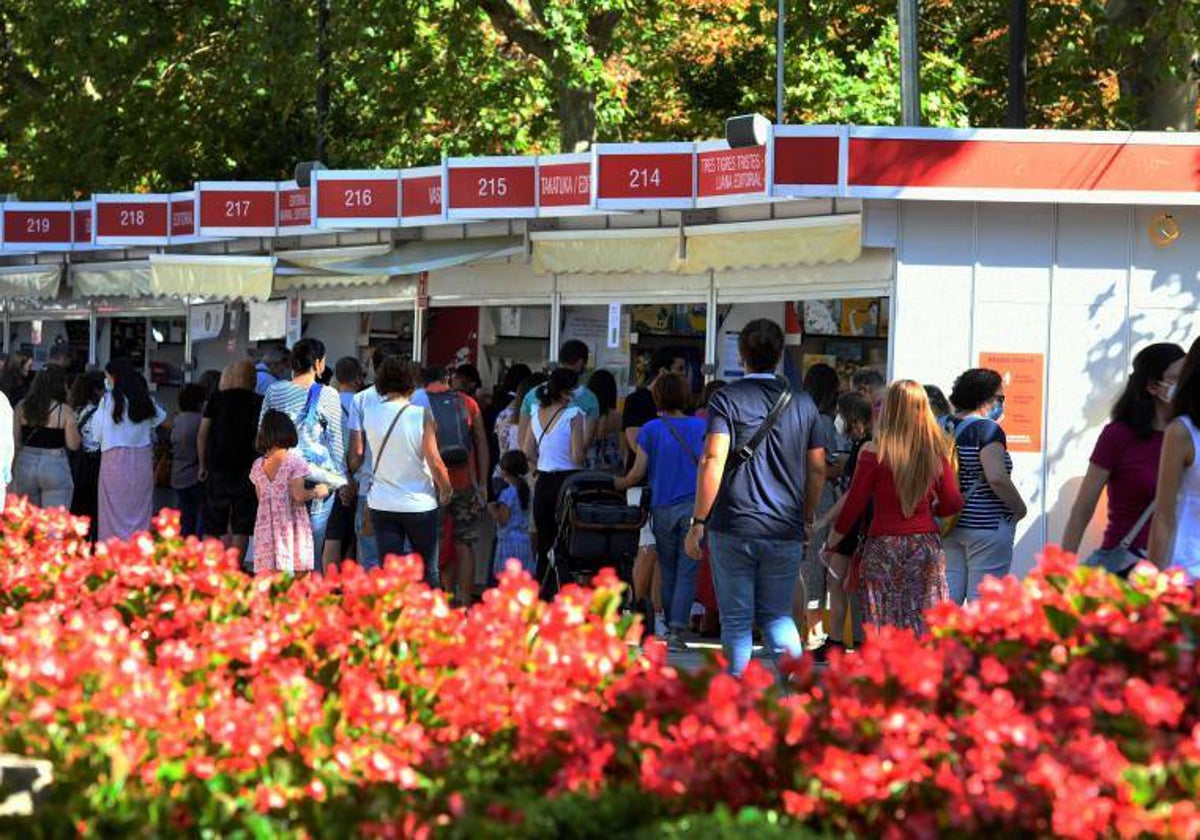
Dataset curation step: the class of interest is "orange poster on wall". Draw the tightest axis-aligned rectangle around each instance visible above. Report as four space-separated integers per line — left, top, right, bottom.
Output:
979 352 1044 453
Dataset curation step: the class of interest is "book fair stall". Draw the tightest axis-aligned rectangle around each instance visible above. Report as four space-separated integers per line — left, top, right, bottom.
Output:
2 125 1200 574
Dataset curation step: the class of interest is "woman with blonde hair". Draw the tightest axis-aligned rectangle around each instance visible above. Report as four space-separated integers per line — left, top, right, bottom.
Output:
823 380 962 635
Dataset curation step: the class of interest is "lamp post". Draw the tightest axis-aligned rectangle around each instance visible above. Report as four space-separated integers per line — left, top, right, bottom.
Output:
1006 0 1028 128
898 0 920 126
776 0 786 123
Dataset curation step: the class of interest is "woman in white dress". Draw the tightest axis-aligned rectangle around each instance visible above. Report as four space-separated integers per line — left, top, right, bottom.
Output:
1149 337 1200 579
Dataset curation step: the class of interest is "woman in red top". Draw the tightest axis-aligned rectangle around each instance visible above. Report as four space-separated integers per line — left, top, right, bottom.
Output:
823 380 963 636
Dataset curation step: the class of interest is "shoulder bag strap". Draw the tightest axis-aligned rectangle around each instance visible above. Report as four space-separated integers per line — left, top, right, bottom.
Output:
663 418 700 466
728 379 792 471
1117 501 1157 551
535 406 567 450
952 415 987 502
373 403 412 474
300 383 323 427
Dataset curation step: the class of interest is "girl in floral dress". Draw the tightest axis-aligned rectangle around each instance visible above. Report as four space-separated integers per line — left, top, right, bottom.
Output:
489 450 534 577
250 411 330 576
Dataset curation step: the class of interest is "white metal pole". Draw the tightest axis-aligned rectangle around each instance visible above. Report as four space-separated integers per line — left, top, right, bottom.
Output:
87 306 97 367
704 270 717 382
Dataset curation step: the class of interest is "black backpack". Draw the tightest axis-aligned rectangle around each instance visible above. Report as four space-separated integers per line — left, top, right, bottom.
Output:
427 390 472 468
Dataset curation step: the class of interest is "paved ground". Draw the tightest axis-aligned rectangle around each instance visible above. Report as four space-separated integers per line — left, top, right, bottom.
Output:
664 636 782 673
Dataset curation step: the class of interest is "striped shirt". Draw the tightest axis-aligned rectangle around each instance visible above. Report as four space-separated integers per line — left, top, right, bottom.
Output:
259 380 347 486
948 415 1013 530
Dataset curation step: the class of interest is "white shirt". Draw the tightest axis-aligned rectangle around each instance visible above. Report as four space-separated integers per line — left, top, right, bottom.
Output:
1170 416 1200 579
531 404 582 473
94 393 166 451
364 398 437 513
0 392 13 486
348 387 384 494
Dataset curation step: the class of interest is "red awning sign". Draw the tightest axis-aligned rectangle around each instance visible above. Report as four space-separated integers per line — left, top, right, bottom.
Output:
94 194 171 245
1 202 74 251
696 141 770 207
771 126 845 198
537 153 594 217
168 191 205 244
72 203 96 250
446 157 538 220
593 143 695 211
401 167 445 227
312 170 400 229
277 180 317 234
196 181 278 237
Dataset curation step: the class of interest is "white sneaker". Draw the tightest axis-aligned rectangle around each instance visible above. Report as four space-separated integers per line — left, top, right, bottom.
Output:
654 613 668 637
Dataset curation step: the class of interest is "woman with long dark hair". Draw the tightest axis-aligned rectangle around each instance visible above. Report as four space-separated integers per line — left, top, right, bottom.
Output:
95 359 166 540
585 368 624 474
523 367 586 593
12 365 80 509
1149 338 1200 578
68 371 107 536
1063 343 1186 574
0 352 33 407
799 362 845 641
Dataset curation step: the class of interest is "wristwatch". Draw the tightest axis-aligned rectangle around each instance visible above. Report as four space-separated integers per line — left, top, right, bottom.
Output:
689 516 707 529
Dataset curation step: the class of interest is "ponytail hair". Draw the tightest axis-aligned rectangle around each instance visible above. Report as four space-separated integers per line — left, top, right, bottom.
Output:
499 449 531 511
538 367 579 408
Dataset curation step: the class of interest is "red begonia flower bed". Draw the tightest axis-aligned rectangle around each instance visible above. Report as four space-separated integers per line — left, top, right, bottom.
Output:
0 499 1196 838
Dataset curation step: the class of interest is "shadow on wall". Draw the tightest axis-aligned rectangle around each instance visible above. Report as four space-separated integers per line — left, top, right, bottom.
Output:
1042 209 1200 566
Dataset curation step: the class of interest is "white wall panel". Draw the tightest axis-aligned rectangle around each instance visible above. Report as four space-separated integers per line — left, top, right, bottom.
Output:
973 205 1054 571
1044 205 1134 562
894 202 975 391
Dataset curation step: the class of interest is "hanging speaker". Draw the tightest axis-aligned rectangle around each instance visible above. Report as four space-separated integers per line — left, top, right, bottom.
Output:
293 161 328 189
725 114 772 148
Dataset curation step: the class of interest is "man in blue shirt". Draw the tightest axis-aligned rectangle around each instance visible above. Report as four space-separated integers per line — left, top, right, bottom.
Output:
685 319 827 677
254 347 290 396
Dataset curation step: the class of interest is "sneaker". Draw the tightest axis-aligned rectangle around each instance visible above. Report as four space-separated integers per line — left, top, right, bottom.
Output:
667 629 688 653
654 613 669 637
812 638 845 664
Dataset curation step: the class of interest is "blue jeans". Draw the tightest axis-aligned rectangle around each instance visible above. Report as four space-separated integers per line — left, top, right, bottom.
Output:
944 521 1016 604
355 495 380 571
308 494 335 574
652 501 698 631
13 447 74 509
707 531 805 677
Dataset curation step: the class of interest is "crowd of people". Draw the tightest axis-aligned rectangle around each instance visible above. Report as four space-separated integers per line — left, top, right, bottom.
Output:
0 318 1195 677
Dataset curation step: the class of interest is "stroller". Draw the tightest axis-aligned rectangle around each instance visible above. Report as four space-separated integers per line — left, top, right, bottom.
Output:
544 472 652 627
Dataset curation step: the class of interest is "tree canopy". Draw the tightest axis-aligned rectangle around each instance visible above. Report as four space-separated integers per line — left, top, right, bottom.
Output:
0 0 1195 199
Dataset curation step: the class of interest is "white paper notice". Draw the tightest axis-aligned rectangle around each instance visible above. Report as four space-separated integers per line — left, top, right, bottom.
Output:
189 303 225 343
248 300 287 342
606 303 621 349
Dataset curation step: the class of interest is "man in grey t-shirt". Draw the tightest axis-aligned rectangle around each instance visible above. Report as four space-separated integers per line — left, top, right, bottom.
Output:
685 319 826 677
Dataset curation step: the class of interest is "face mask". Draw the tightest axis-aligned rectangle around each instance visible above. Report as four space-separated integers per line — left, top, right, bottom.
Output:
987 401 1004 422
834 415 847 438
1160 383 1178 404
104 378 114 392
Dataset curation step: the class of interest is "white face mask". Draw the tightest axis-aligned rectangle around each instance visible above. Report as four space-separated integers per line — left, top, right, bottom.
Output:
834 415 847 438
1164 383 1178 403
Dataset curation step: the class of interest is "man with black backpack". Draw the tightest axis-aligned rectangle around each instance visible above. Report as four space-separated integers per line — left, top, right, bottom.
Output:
422 365 489 606
684 319 827 678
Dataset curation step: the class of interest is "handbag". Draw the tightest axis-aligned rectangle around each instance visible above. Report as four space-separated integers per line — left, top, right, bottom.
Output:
297 384 346 489
1082 502 1155 575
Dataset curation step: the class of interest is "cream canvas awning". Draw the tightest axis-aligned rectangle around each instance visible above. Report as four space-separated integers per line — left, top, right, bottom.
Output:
72 261 153 298
532 215 862 276
150 254 276 301
274 236 524 291
0 264 62 300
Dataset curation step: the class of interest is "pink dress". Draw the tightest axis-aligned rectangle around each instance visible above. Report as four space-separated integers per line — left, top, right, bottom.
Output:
250 451 314 575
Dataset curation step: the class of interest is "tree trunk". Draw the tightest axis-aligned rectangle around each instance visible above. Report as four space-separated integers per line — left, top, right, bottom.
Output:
557 82 597 153
1108 0 1199 130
